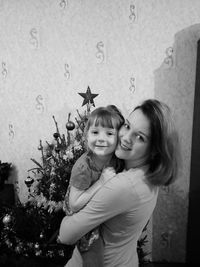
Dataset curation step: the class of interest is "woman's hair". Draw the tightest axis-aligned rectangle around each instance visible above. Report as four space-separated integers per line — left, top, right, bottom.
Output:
134 99 180 186
84 105 124 133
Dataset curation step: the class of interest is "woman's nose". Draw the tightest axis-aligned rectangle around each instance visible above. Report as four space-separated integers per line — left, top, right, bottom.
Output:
122 131 133 145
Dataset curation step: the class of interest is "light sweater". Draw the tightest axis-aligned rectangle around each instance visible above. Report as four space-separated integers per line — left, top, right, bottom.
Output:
60 166 159 267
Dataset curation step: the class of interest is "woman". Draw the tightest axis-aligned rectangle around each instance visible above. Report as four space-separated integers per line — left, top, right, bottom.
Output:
59 99 180 267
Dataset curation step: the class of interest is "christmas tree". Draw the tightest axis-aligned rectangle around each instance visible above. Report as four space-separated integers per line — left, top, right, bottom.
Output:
0 88 95 266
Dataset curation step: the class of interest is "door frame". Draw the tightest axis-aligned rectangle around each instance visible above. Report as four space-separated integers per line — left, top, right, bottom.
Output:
186 39 200 264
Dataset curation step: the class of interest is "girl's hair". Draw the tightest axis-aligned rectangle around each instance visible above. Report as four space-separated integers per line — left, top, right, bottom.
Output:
84 105 124 133
134 99 180 186
84 105 125 173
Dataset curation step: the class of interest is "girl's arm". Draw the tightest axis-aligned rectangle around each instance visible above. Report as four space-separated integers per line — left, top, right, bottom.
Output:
69 167 116 212
69 179 104 212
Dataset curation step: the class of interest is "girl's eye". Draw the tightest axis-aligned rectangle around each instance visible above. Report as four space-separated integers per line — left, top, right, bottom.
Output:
107 132 115 136
92 131 98 134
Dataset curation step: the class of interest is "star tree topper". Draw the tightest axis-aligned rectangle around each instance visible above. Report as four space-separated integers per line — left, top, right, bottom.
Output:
78 86 99 110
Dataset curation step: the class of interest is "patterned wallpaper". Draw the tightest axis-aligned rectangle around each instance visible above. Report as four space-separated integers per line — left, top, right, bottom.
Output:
1 0 200 262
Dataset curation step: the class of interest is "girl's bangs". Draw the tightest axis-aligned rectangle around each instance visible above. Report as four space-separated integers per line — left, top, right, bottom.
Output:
93 114 116 129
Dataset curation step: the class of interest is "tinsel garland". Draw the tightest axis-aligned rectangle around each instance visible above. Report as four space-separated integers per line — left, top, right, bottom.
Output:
0 203 74 265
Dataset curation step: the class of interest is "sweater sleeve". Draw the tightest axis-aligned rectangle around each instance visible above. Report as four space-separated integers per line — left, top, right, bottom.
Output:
59 172 136 245
70 154 92 190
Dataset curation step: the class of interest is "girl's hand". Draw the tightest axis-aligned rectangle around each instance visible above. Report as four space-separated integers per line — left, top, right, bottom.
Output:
100 167 116 184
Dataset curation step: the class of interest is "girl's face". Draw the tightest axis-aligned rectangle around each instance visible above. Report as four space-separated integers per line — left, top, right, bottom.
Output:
87 122 118 158
115 109 151 169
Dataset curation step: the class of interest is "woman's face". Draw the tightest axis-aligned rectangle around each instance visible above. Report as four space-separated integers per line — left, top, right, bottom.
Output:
115 108 151 169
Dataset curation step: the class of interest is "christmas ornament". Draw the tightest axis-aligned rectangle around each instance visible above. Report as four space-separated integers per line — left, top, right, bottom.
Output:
34 242 40 250
66 113 75 131
3 214 12 225
40 232 44 239
53 132 60 139
24 176 34 188
78 86 98 107
38 145 42 150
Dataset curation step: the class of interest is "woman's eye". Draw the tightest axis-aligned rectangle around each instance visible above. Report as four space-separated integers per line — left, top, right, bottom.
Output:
136 134 144 141
123 123 129 129
92 131 98 134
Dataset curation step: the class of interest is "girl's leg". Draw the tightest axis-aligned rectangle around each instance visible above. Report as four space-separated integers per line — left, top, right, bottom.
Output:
81 237 104 267
65 246 83 267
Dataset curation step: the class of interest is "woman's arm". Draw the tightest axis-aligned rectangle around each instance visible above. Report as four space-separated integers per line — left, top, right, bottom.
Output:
69 167 116 212
59 172 134 245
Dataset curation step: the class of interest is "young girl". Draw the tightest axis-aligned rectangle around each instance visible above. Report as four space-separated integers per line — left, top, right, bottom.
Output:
63 105 124 267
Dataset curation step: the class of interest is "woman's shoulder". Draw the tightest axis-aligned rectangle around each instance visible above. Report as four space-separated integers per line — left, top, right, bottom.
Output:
114 166 156 192
123 167 159 198
116 166 148 180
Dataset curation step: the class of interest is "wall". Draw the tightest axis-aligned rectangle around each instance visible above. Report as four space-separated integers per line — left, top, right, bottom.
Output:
1 0 200 262
153 24 200 262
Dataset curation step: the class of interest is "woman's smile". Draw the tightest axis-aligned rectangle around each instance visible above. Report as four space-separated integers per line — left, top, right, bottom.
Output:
119 142 132 151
